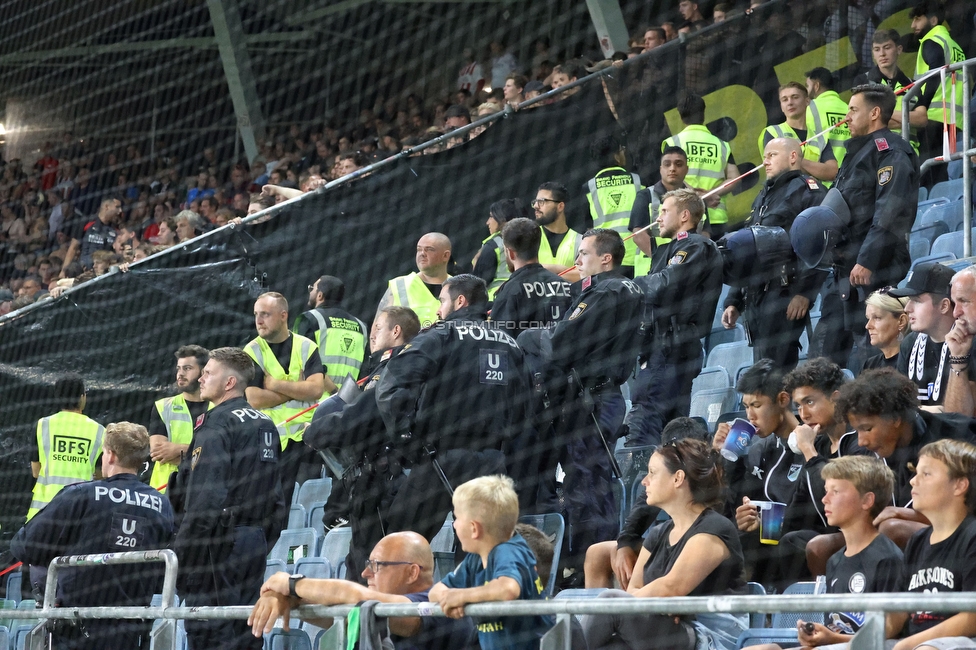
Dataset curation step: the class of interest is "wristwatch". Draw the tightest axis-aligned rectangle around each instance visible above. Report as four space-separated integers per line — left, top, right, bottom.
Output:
289 574 305 598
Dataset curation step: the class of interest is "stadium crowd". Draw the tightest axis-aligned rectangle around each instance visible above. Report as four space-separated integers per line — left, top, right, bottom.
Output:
7 0 976 649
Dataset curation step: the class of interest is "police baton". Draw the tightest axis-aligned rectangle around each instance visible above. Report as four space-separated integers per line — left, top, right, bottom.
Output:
423 444 454 496
571 370 623 479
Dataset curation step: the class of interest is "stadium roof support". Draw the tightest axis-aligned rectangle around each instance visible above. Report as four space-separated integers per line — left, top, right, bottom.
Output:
584 0 629 58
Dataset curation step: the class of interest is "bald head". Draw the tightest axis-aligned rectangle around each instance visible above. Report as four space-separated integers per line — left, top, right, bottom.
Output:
364 532 434 594
416 233 452 278
763 137 803 180
254 292 290 342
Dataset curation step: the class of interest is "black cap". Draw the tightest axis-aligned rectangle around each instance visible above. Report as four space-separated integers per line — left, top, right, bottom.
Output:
444 104 470 120
888 261 954 297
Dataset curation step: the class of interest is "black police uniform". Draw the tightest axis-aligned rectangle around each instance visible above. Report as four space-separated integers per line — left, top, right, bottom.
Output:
375 305 534 542
169 396 284 650
490 263 574 337
539 271 644 572
819 127 918 367
629 231 723 443
725 170 826 368
303 345 407 581
11 473 174 650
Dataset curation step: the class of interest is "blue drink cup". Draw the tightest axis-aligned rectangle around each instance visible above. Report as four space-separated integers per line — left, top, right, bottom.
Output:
720 418 757 462
753 501 787 545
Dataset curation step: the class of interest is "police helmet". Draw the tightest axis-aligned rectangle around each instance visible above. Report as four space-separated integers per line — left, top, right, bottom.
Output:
720 225 793 287
791 205 848 271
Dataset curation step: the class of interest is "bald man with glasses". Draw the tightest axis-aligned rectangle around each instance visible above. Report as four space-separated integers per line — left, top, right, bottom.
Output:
249 531 477 649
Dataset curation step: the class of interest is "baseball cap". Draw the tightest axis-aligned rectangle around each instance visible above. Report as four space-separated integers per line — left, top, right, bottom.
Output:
888 262 954 298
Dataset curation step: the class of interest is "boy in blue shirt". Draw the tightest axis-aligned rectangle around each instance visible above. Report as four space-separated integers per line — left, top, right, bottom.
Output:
429 475 553 650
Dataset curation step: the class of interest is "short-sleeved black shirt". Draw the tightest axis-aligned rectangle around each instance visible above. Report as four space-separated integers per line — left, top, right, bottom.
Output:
903 516 976 636
148 399 209 438
824 534 904 634
248 335 324 388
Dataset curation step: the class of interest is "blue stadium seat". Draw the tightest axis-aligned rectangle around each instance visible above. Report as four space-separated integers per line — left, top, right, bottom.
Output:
288 504 307 530
771 582 824 629
910 222 949 261
554 588 609 625
5 572 20 604
307 501 327 539
703 324 746 356
690 387 738 431
265 628 312 650
918 186 928 202
930 178 965 202
319 527 352 580
615 446 653 496
432 551 456 583
295 556 333 580
631 472 646 509
270 528 321 571
611 477 627 531
736 628 798 649
913 197 950 228
925 199 965 232
712 285 732 330
265 559 287 581
518 513 565 598
12 624 34 650
295 478 332 514
0 626 8 650
430 515 455 553
742 582 766 629
706 341 754 375
910 252 958 274
692 366 732 394
841 368 854 381
930 229 976 259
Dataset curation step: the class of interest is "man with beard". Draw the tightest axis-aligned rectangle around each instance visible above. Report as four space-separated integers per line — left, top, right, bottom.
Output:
533 182 583 283
293 275 368 391
148 345 210 494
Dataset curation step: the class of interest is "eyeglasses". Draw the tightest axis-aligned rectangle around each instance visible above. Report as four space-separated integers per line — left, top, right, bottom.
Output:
877 286 895 295
531 198 558 207
308 284 316 292
364 559 421 573
663 439 685 468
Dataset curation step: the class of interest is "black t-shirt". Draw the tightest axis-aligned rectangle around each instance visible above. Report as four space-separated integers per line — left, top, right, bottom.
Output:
248 335 325 388
824 534 904 635
422 281 442 300
392 590 478 650
903 516 976 636
472 238 502 286
897 332 949 407
862 352 899 372
542 229 568 259
641 508 744 596
147 398 209 438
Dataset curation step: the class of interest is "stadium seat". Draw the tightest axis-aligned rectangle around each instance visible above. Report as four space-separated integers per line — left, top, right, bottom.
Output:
307 502 327 539
930 178 965 202
841 368 854 381
430 515 455 554
432 551 456 583
0 599 16 632
925 199 965 232
265 559 287 581
706 341 754 375
611 477 627 531
615 445 653 495
690 387 738 431
703 324 746 356
913 197 950 228
554 588 609 625
288 504 307 530
5 572 20 604
631 472 646 509
771 582 823 629
742 582 767 629
265 628 312 650
910 222 949 261
270 528 321 571
691 366 732 394
918 186 928 202
518 513 565 598
736 628 798 649
930 229 976 259
319 527 352 580
909 252 958 275
294 557 333 580
12 624 35 650
294 478 332 514
712 285 732 330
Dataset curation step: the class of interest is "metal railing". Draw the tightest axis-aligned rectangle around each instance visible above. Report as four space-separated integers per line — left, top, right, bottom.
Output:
11 551 976 650
902 56 975 257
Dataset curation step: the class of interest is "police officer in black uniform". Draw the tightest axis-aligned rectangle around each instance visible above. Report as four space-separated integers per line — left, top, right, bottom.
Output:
490 217 574 337
169 347 284 650
631 188 723 440
794 83 919 368
722 138 827 369
302 305 421 581
11 422 174 650
375 274 534 543
532 228 644 577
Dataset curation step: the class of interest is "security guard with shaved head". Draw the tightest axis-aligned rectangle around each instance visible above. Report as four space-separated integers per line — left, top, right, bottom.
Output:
376 232 453 329
375 274 534 544
170 347 284 650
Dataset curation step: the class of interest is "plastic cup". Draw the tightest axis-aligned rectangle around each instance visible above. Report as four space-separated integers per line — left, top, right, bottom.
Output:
720 418 757 462
753 500 787 545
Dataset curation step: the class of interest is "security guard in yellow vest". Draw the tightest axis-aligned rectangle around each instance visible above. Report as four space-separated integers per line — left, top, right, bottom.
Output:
28 375 104 521
472 199 529 299
585 135 643 278
758 82 838 183
294 275 367 390
853 29 928 155
533 181 582 283
911 0 966 184
245 291 327 506
148 345 210 494
377 232 452 328
629 145 688 276
663 94 739 238
805 68 852 172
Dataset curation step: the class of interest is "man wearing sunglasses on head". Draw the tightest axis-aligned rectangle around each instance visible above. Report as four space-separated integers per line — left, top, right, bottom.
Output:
249 531 477 650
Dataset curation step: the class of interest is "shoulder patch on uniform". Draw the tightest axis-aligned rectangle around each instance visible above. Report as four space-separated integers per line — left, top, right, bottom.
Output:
676 230 689 240
668 251 688 265
805 177 819 190
402 343 412 350
191 446 202 470
875 137 889 151
195 413 206 428
568 302 587 320
878 166 893 186
380 349 392 362
581 276 592 291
